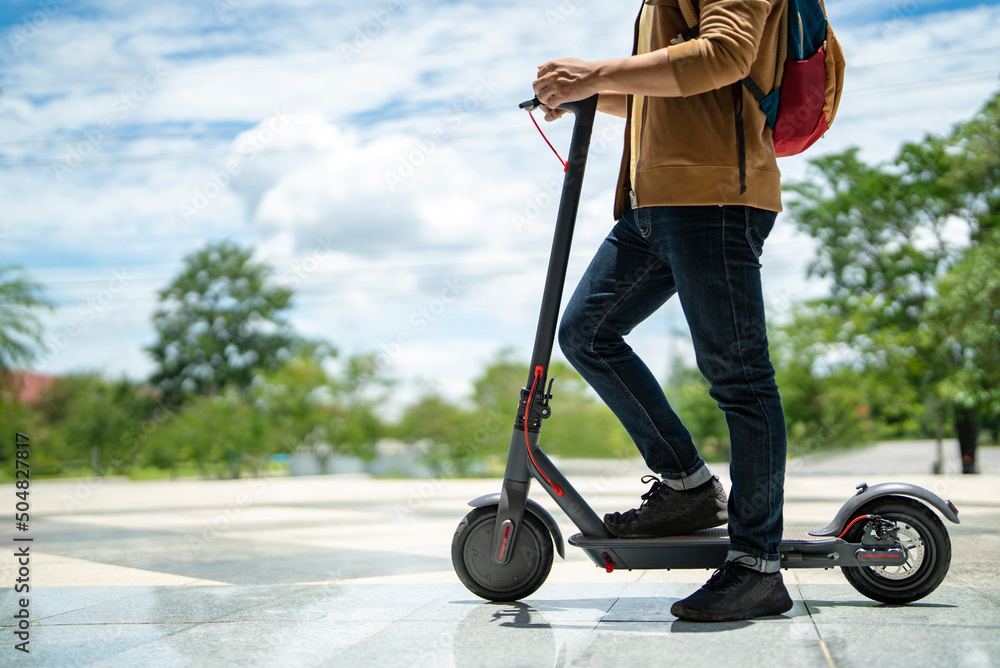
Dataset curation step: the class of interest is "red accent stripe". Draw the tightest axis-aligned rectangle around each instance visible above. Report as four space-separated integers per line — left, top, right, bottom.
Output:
859 552 902 559
499 524 510 561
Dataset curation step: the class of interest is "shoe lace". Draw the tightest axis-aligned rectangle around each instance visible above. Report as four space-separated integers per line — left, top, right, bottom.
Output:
637 475 668 511
704 562 752 593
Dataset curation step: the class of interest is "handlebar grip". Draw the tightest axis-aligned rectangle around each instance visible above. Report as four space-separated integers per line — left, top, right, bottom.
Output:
519 95 598 127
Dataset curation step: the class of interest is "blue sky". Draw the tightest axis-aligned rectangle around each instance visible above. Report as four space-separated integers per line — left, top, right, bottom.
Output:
2 0 999 404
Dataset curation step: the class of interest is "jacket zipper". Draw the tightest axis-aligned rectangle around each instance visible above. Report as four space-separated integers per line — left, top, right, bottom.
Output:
797 12 804 60
630 95 647 210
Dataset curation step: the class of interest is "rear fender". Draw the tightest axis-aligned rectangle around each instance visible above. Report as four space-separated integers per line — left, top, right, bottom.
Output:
809 482 960 538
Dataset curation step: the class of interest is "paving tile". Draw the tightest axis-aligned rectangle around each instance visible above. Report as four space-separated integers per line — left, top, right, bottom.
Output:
948 531 1000 589
87 621 388 668
601 581 810 623
404 583 627 623
314 617 574 668
0 585 162 625
818 621 1000 668
2 551 226 589
571 618 832 667
138 548 451 585
498 583 628 622
221 583 451 623
31 584 310 626
6 473 997 666
314 621 464 668
798 583 1000 627
1 622 197 667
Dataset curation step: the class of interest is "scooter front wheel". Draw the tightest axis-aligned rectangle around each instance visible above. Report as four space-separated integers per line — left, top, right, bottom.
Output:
841 495 951 604
452 505 553 602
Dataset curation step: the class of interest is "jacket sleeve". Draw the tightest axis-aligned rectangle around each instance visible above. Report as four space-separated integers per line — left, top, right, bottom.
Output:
668 0 773 96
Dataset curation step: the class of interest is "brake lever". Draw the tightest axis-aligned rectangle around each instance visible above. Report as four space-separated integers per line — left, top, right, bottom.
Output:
519 96 544 112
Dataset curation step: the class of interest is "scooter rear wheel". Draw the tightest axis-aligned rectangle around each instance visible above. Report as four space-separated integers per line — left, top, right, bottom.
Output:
452 505 553 602
841 495 951 604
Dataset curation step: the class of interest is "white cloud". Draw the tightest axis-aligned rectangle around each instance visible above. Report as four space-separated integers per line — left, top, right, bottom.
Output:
3 0 998 410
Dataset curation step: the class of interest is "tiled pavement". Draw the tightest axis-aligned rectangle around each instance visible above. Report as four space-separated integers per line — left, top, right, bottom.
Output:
2 442 998 667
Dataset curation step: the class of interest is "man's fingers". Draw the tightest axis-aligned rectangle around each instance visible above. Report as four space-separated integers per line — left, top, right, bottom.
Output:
542 107 569 122
533 79 563 109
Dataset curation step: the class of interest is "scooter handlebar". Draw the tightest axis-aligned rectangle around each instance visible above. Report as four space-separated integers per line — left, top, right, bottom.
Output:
519 95 599 125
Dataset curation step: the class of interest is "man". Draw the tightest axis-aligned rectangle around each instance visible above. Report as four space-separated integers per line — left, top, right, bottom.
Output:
532 0 792 622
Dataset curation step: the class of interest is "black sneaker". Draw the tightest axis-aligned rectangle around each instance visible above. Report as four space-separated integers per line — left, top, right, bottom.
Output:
670 561 794 622
603 475 728 538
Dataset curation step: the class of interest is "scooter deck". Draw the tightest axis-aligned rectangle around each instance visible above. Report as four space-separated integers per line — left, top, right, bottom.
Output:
569 527 868 571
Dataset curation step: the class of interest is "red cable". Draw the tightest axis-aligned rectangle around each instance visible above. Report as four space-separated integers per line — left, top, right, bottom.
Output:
524 365 563 496
528 111 568 172
837 515 873 539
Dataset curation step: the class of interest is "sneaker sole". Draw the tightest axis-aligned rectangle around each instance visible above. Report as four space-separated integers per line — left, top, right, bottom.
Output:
670 594 793 622
603 513 728 539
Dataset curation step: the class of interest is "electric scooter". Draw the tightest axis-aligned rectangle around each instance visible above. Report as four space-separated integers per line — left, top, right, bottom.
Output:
451 94 960 606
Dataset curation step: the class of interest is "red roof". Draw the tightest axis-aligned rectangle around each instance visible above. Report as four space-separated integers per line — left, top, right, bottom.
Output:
2 371 57 405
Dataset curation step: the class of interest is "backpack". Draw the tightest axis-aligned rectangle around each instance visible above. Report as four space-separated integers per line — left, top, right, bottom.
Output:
678 0 845 184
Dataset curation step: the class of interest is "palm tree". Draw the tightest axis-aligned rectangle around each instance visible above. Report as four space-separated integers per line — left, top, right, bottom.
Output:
0 265 52 374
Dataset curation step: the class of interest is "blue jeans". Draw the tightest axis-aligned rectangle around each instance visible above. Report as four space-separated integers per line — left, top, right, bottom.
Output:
558 205 786 572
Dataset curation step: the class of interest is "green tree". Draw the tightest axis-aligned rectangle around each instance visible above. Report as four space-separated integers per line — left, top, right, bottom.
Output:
0 265 52 374
784 89 1000 468
770 306 882 457
327 353 394 460
250 348 389 462
663 358 731 459
138 346 390 477
542 369 634 460
33 374 157 475
147 240 297 403
397 348 635 475
142 389 261 478
250 343 338 452
903 91 1000 470
927 232 1000 472
396 393 482 475
784 147 951 448
934 90 1000 237
0 398 65 477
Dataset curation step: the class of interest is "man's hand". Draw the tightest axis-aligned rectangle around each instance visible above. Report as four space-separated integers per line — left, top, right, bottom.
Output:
533 58 601 112
532 50 682 119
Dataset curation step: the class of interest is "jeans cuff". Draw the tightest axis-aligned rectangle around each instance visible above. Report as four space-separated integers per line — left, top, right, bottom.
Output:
659 463 714 491
726 548 781 574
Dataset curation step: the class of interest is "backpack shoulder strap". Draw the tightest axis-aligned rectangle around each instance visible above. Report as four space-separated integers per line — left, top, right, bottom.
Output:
680 0 787 95
678 0 700 30
773 1 788 88
676 0 789 194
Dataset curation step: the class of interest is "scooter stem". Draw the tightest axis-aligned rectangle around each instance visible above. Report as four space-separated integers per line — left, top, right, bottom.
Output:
522 94 598 389
492 95 609 563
